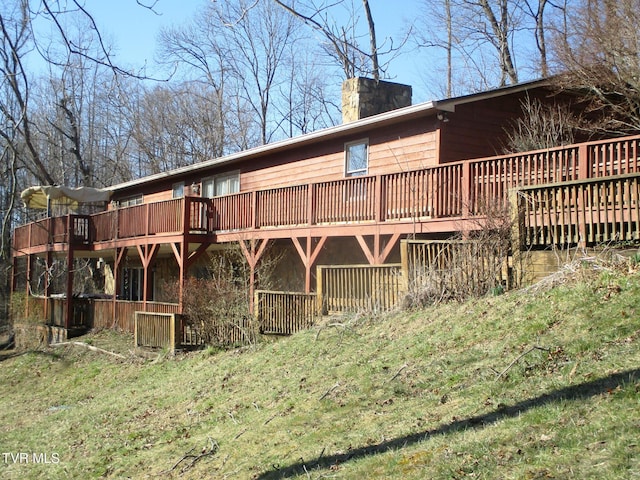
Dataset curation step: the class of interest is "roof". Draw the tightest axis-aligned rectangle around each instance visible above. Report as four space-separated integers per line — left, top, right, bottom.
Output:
109 78 550 193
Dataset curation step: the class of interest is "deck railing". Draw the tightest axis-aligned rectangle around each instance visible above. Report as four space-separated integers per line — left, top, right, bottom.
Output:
519 173 640 246
212 192 253 231
254 290 319 334
12 134 640 252
134 312 180 352
256 185 308 227
317 264 404 314
383 164 463 220
401 239 510 298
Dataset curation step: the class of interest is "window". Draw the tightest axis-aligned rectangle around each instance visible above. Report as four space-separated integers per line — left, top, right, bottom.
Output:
202 171 240 198
172 182 185 198
345 139 369 177
119 195 143 207
121 267 145 301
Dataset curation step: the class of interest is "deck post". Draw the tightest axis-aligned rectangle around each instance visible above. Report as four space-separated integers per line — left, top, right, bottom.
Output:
251 191 258 229
307 184 316 226
399 239 409 295
25 254 32 318
170 242 186 311
577 182 587 248
375 175 383 222
316 266 325 315
578 144 589 179
44 250 52 325
112 247 127 328
64 244 74 329
461 161 472 239
508 188 523 289
145 203 151 236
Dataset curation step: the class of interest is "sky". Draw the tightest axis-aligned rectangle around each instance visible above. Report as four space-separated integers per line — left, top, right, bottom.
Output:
81 0 431 101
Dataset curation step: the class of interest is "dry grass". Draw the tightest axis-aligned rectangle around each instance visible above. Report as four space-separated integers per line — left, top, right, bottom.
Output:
0 262 639 479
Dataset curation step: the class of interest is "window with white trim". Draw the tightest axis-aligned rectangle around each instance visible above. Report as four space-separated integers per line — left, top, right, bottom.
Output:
172 182 185 198
202 171 240 197
119 195 143 207
345 139 369 177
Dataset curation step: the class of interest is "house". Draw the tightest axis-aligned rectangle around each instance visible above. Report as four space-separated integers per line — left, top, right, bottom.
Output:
10 77 640 345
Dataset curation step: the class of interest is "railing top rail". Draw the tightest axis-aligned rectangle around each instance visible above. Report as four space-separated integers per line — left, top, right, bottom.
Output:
134 311 176 318
255 289 318 296
466 134 640 166
516 171 640 191
402 239 492 245
318 263 402 269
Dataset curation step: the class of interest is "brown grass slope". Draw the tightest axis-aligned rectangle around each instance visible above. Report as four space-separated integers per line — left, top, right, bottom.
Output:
1 261 639 479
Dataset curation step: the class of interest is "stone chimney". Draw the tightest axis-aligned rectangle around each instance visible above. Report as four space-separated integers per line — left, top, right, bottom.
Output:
341 77 412 123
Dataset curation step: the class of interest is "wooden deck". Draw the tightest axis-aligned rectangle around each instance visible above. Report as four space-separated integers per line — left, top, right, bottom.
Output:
12 135 640 256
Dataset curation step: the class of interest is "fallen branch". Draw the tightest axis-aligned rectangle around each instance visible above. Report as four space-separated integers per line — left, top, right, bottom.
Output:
49 341 127 359
314 323 347 342
386 363 408 383
319 382 340 400
495 345 549 380
163 437 219 474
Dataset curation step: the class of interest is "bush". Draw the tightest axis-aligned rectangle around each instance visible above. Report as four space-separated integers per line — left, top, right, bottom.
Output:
169 243 281 347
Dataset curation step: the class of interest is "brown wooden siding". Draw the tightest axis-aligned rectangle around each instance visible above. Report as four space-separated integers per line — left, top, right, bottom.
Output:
110 119 440 205
439 90 582 163
241 125 438 192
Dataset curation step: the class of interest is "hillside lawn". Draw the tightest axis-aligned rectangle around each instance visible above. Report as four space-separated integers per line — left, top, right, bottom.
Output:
1 259 639 479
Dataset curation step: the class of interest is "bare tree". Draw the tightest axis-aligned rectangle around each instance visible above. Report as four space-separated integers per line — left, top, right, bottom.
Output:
414 0 455 97
0 2 55 185
416 0 565 96
522 0 550 77
502 95 580 152
274 0 407 82
277 46 340 136
160 0 336 145
211 0 301 144
552 0 640 133
128 82 233 175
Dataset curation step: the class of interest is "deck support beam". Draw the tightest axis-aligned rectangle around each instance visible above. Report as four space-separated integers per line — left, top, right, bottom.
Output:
291 236 327 293
64 244 74 330
239 239 269 313
136 244 160 308
170 242 186 311
185 243 210 270
355 233 402 264
43 250 52 325
112 247 128 328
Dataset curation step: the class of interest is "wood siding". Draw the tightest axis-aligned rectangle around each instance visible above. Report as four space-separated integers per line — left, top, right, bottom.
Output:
439 90 585 163
109 119 439 205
